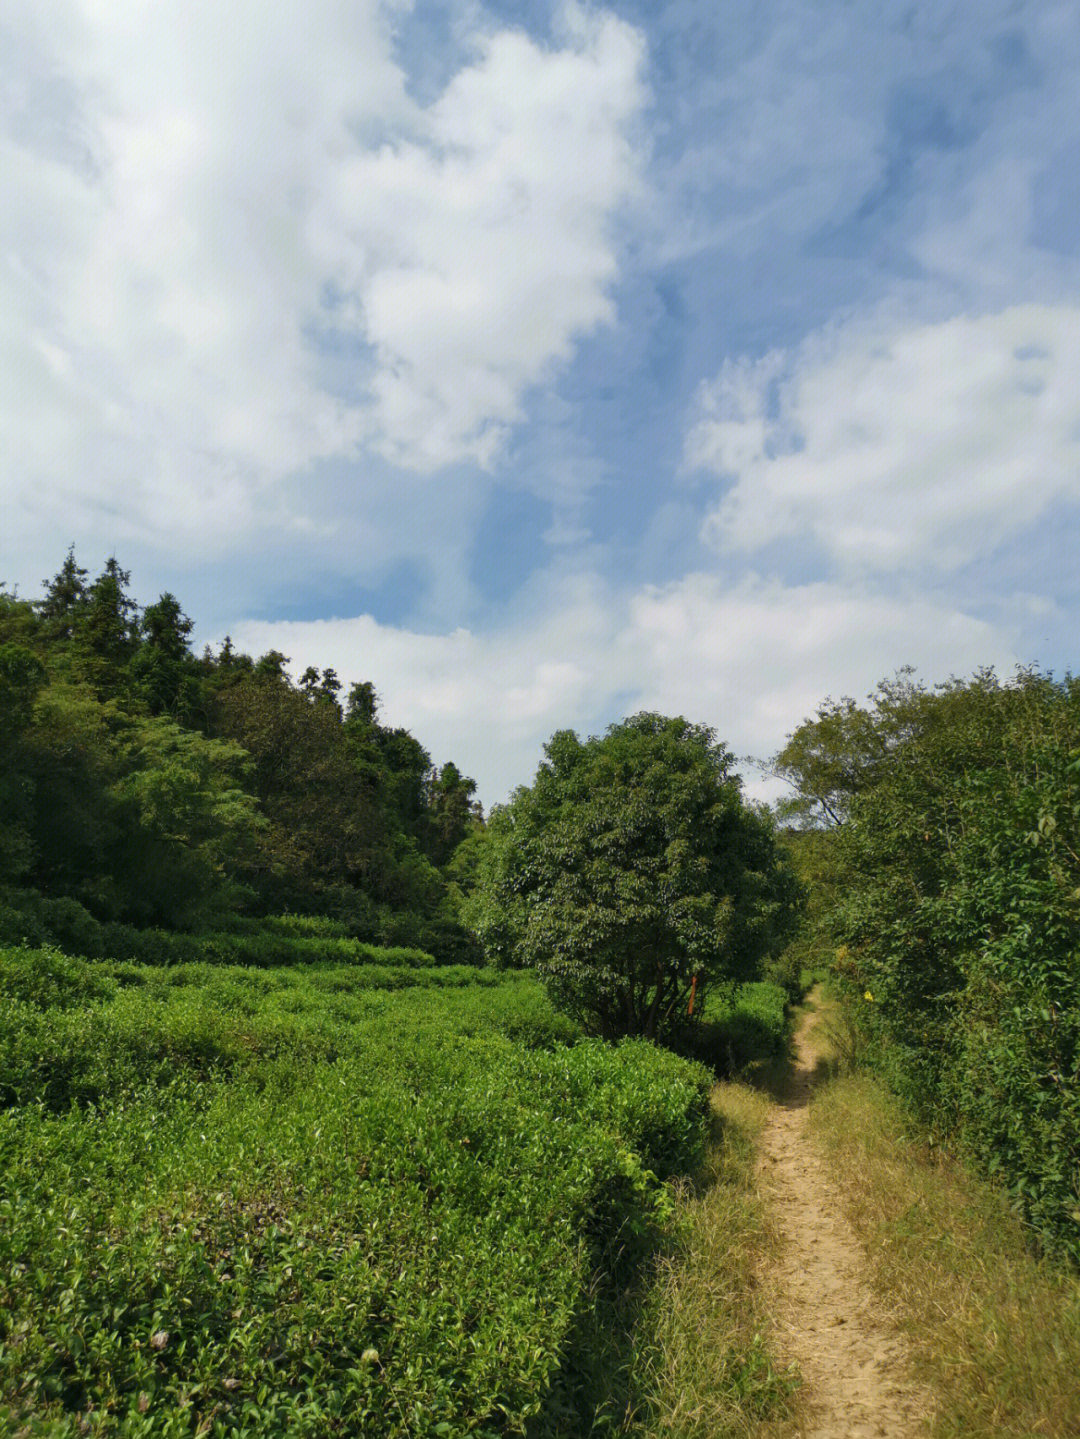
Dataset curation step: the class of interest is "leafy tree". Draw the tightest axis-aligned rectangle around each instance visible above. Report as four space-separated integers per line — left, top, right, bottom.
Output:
112 720 263 926
767 668 924 827
212 663 369 894
76 558 140 695
345 680 378 726
766 825 844 995
211 662 451 925
20 682 126 911
254 649 289 680
37 546 89 641
0 587 42 648
298 665 341 708
469 713 801 1040
2 551 483 954
140 592 193 661
0 643 47 880
343 693 436 847
802 667 1080 1261
0 643 45 735
132 592 198 717
425 762 480 866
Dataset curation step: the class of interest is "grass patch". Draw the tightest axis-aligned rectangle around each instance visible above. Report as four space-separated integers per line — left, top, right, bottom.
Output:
810 1069 1080 1437
630 1082 799 1438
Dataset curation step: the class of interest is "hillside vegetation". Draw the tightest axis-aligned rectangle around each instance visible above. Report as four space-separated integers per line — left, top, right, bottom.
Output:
1 553 800 1436
776 667 1080 1264
4 551 1079 1434
1 551 480 958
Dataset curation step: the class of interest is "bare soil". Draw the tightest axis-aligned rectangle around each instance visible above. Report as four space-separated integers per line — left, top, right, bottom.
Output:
757 998 933 1438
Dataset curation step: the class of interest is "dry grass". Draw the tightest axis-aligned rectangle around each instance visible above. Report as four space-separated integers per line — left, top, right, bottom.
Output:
631 1082 801 1438
810 1066 1080 1437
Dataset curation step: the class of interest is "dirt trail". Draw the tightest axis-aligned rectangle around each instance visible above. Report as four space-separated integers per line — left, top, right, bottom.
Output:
757 996 932 1438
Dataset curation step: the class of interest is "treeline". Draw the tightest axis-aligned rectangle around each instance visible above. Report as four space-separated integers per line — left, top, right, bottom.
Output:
0 550 480 958
776 667 1080 1263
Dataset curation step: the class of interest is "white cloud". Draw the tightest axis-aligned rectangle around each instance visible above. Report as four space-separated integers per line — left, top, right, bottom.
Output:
0 0 645 579
688 305 1080 574
228 570 1018 808
325 13 646 470
648 0 1069 266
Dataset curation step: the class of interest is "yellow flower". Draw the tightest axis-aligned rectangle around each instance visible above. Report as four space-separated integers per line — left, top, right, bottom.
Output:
864 990 874 1002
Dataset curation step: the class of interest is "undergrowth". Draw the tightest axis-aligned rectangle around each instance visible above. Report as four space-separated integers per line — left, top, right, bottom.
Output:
811 1066 1080 1437
628 1082 800 1438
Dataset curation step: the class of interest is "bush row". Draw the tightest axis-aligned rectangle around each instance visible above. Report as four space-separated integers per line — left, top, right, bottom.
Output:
826 672 1080 1264
0 947 581 1110
0 951 708 1437
0 888 438 968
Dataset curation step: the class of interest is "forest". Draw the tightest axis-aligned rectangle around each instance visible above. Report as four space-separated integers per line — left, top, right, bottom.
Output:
0 549 482 961
2 553 1079 1436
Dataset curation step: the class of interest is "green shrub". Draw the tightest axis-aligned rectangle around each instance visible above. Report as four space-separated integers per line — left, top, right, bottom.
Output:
0 945 116 1010
0 948 580 1110
826 671 1080 1263
0 889 458 969
674 981 790 1072
0 955 708 1437
0 887 104 955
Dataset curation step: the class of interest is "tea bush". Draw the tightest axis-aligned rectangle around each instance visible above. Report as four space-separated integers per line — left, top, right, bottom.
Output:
0 947 710 1435
0 948 579 1110
0 888 440 968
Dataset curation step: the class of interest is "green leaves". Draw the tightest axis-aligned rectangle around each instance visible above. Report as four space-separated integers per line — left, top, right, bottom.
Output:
470 713 800 1041
809 668 1080 1264
2 550 483 954
0 952 709 1435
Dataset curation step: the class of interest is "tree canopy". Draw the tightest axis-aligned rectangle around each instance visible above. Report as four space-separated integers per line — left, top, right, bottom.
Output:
0 551 480 949
468 713 801 1040
779 666 1080 1262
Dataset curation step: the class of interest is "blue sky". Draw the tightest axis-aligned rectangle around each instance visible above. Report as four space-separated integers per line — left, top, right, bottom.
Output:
3 0 1079 804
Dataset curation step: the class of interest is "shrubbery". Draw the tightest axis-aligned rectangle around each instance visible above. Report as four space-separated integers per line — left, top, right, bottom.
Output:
0 946 580 1110
0 889 443 967
673 980 790 1072
0 946 708 1436
780 670 1080 1263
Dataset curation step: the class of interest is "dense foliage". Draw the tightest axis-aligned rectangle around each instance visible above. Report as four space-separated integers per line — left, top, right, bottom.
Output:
777 669 1080 1263
468 713 801 1041
0 944 712 1437
670 980 791 1073
0 552 480 956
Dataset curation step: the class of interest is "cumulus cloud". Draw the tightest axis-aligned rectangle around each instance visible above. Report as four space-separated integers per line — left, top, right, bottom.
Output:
1 0 645 579
322 12 646 469
688 305 1080 574
228 571 1018 807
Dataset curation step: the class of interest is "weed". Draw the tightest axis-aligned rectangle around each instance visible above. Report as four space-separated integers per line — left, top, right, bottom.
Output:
811 1070 1080 1437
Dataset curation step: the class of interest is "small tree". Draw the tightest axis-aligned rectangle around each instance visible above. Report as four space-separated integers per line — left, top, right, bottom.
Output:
469 713 801 1040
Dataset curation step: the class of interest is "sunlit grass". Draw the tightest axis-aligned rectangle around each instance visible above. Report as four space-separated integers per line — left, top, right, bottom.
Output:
630 1082 800 1438
811 1070 1080 1437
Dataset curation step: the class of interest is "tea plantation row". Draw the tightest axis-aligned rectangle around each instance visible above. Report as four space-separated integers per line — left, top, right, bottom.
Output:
1 946 723 1437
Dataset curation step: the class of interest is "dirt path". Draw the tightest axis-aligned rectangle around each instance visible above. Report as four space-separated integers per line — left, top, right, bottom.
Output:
757 996 932 1438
